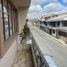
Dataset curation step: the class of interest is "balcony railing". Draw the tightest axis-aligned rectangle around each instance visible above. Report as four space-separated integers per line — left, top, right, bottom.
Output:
31 35 49 67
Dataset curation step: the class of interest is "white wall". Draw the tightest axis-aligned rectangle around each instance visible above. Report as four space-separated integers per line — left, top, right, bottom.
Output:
0 40 17 67
18 8 28 32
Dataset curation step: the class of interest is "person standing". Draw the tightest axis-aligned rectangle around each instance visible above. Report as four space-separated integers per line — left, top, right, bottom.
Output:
21 19 30 44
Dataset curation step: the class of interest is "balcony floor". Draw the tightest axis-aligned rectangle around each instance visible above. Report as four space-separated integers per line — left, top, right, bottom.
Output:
12 48 34 67
12 36 34 67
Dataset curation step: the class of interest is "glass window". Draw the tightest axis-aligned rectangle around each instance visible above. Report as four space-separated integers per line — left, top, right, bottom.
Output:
8 2 13 35
3 0 8 13
59 31 66 37
57 21 60 26
0 0 18 57
0 0 2 11
4 13 9 40
63 21 67 26
53 30 55 33
2 0 17 40
8 2 11 15
12 8 15 33
13 9 17 32
9 16 12 35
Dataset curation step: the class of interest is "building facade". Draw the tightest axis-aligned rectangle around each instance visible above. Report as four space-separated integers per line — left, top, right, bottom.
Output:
0 0 31 67
40 13 67 43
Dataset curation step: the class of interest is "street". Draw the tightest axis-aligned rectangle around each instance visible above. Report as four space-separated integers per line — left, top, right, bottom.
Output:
30 26 67 67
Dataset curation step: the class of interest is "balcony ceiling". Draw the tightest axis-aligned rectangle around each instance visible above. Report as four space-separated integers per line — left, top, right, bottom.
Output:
11 0 31 8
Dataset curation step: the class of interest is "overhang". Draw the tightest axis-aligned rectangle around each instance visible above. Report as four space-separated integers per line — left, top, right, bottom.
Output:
11 0 31 8
46 15 67 22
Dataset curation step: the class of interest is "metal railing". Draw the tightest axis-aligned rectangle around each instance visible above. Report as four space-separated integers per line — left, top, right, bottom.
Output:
31 36 49 67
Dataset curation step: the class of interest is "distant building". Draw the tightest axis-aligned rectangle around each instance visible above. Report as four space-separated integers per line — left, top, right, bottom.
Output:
40 13 67 43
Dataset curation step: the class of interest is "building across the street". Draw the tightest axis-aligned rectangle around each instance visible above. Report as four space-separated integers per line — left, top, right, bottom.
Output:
40 13 67 43
0 0 31 67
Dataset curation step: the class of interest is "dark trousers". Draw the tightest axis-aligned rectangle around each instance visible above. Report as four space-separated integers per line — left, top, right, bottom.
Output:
21 32 30 44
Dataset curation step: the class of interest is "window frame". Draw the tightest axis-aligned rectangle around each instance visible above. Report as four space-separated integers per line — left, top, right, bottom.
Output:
0 0 18 58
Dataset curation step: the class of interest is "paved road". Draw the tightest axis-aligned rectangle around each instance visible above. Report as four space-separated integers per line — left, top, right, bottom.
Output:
30 26 67 67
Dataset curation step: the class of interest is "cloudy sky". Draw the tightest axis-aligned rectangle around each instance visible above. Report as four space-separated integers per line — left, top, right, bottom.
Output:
28 0 67 18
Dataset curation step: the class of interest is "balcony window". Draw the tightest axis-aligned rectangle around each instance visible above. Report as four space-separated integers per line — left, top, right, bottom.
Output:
8 3 11 15
59 31 66 37
0 0 18 57
0 0 1 11
53 30 55 33
3 13 9 40
8 3 13 35
3 0 8 13
9 15 12 35
13 10 17 32
12 8 15 33
63 21 67 26
57 21 60 26
1 0 17 40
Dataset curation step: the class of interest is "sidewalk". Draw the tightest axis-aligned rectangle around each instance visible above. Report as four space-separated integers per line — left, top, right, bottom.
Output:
48 34 67 47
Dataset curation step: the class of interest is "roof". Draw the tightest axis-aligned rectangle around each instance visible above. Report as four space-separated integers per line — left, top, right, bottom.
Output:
46 15 67 22
41 12 67 22
46 13 67 22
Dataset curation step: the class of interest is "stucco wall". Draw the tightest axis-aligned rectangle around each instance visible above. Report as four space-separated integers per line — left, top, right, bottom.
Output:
18 8 28 32
0 40 17 67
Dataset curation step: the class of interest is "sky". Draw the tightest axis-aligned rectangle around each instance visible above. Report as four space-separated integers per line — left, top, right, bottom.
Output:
28 0 67 19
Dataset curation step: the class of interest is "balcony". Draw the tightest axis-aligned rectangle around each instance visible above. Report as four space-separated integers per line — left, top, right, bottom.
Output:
11 30 50 67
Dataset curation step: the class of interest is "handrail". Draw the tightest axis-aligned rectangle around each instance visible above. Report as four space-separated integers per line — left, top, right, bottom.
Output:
31 35 49 67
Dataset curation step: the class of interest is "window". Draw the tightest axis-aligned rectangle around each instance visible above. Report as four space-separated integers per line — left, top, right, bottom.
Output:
63 21 67 26
12 8 15 33
59 31 66 37
2 0 9 40
3 0 8 13
0 0 2 11
3 13 9 40
8 3 12 35
44 21 47 26
0 0 18 57
57 21 60 26
53 30 55 33
14 10 17 32
1 0 17 40
0 0 2 18
9 16 12 35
